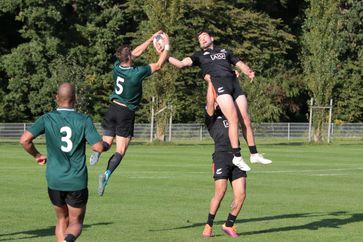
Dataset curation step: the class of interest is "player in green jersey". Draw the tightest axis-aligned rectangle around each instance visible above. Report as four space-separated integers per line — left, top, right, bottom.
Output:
20 83 104 242
89 31 170 196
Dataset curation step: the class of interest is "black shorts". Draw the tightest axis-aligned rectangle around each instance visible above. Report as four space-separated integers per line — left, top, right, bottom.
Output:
211 76 245 100
48 187 88 208
212 151 247 181
101 102 135 137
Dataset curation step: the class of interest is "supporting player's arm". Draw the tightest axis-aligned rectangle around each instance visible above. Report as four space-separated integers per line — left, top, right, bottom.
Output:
168 56 193 69
131 30 163 59
205 75 216 116
19 131 47 165
149 33 170 73
235 60 255 81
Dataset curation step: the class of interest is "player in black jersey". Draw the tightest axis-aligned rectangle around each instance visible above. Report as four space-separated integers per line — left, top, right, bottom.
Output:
168 30 272 170
202 80 247 238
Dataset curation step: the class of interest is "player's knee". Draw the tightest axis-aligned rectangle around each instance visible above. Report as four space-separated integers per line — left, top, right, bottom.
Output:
214 189 226 200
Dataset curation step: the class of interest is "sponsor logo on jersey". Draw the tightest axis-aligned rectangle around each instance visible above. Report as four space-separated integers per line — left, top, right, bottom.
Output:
217 87 225 93
216 168 223 175
221 49 227 53
203 51 210 55
223 120 229 128
210 53 226 60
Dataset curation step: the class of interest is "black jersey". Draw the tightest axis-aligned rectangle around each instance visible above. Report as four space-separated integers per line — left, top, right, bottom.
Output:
190 46 240 78
205 109 234 152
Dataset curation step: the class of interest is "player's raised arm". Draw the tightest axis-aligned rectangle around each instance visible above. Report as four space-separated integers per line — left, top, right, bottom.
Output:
168 56 193 69
235 60 255 81
149 33 170 73
131 30 163 59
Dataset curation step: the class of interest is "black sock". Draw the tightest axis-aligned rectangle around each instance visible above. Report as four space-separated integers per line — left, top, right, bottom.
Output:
225 213 237 227
107 152 123 174
248 146 258 154
102 141 110 152
207 213 215 227
232 148 241 157
64 234 76 242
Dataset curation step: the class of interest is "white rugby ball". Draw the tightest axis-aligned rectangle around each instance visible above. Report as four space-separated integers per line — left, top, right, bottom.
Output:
153 33 165 51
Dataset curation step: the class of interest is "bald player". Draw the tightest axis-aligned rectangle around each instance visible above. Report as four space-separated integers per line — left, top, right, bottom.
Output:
20 82 104 242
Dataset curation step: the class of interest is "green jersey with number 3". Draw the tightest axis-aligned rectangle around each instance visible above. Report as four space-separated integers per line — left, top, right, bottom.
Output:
110 60 152 111
28 108 102 191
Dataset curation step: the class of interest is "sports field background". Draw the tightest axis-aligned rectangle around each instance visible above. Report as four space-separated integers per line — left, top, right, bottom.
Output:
1 141 362 241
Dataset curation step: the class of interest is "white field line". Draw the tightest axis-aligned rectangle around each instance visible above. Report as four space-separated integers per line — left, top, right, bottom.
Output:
253 167 363 174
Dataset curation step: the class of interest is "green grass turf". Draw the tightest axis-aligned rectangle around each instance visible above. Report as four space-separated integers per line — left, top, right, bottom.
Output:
0 141 362 242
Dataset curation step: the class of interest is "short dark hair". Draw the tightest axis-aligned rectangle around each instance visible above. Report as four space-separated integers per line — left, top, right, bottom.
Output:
115 45 132 63
196 29 213 39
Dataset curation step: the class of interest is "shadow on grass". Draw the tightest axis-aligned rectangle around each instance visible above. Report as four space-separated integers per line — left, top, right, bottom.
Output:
149 211 363 235
240 212 363 236
0 222 112 241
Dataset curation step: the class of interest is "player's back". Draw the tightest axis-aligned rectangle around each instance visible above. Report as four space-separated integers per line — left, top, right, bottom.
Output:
41 109 94 191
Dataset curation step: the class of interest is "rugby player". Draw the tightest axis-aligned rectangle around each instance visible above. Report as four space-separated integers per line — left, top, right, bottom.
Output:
168 30 272 170
20 83 104 242
89 31 170 196
202 79 247 238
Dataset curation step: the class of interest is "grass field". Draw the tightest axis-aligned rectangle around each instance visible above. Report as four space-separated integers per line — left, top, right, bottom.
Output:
0 141 362 242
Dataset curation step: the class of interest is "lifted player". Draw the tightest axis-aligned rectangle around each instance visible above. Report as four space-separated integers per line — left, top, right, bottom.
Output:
168 30 272 170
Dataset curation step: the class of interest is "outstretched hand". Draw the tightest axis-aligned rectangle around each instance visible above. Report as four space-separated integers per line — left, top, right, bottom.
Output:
204 74 212 83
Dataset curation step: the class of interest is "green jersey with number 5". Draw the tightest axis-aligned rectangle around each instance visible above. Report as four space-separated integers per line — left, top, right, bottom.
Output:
27 109 102 191
110 60 152 111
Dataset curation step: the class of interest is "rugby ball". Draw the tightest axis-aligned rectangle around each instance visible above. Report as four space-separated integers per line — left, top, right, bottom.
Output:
153 33 165 51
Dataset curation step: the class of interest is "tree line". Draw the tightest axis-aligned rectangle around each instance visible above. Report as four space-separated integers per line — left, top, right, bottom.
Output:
0 0 361 141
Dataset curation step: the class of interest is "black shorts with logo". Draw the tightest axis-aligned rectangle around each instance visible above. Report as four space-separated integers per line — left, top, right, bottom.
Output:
48 187 88 208
101 102 135 137
211 76 245 100
212 151 247 181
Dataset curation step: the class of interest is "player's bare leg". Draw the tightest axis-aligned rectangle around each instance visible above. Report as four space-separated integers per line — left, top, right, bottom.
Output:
63 205 86 242
216 94 251 171
235 95 272 165
230 177 246 216
54 205 69 242
235 95 255 145
203 179 228 238
216 94 239 148
222 177 246 238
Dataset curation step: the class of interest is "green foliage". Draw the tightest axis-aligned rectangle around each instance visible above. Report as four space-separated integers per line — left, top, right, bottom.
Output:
0 0 360 127
334 0 363 122
301 0 362 142
0 0 133 122
301 0 342 141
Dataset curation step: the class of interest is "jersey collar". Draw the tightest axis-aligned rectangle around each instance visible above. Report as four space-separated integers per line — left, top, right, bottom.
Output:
119 65 132 69
57 108 75 111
